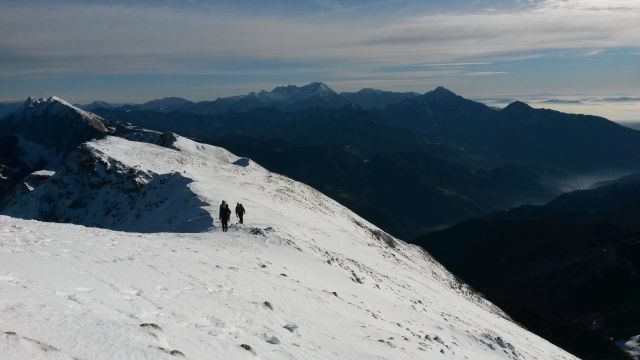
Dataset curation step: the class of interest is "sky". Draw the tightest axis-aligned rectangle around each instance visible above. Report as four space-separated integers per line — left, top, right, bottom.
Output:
0 0 639 121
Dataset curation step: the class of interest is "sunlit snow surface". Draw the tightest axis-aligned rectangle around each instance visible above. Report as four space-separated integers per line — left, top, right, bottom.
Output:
0 136 577 359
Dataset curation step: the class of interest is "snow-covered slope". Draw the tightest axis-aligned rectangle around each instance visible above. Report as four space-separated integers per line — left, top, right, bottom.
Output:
0 134 577 360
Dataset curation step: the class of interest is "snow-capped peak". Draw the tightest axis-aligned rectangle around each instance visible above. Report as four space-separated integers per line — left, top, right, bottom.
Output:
48 95 74 107
2 96 112 168
14 95 109 133
262 82 338 102
304 81 333 93
23 96 42 106
24 96 79 112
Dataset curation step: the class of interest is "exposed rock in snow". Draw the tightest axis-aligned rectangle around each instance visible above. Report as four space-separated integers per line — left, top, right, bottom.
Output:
30 170 55 177
15 169 54 195
0 132 578 359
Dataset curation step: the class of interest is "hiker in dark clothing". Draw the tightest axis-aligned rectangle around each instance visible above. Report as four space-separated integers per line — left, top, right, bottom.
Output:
219 201 232 232
235 203 246 224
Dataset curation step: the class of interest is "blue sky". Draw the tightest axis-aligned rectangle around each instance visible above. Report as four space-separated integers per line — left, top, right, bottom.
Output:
1 0 639 120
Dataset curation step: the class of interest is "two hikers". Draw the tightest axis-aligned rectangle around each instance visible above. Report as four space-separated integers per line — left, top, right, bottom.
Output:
219 201 246 231
235 203 245 224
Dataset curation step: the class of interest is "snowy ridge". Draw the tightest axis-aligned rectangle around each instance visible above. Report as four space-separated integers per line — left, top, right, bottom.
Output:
2 136 217 232
18 96 108 133
1 96 111 170
0 133 578 359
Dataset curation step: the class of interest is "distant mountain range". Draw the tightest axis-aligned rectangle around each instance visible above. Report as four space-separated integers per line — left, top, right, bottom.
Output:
382 87 640 172
4 86 640 239
80 83 640 172
87 84 640 239
79 83 421 114
419 174 640 359
91 103 563 239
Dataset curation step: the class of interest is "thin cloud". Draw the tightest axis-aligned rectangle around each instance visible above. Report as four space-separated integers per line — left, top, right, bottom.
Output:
581 49 604 57
540 99 584 104
466 71 508 76
412 62 494 67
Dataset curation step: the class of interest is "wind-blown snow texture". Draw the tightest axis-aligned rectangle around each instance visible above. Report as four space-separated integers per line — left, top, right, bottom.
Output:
0 135 577 360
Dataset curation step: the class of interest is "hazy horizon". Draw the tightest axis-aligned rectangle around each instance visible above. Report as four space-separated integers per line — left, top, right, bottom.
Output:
2 82 639 124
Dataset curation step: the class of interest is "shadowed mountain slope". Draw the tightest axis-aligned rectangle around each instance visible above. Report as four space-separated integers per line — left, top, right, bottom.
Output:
418 175 640 359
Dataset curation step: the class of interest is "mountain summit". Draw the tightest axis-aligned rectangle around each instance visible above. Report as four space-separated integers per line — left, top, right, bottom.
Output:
16 96 109 133
0 97 111 169
248 82 348 110
418 87 472 107
267 82 336 99
426 86 459 98
502 100 533 113
0 97 113 198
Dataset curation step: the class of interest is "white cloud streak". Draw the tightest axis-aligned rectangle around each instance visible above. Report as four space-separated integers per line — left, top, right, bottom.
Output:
466 71 508 76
